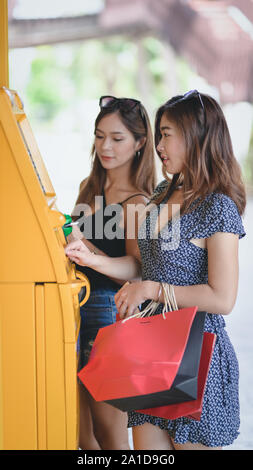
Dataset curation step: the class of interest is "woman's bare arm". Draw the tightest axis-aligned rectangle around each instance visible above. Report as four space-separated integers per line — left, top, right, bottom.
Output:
115 232 240 317
65 239 141 281
150 232 239 315
67 193 146 284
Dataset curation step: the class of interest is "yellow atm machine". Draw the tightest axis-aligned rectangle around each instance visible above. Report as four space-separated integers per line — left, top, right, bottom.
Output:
0 87 90 450
0 4 90 450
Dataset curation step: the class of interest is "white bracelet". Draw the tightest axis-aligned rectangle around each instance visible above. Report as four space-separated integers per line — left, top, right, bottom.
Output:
157 283 162 303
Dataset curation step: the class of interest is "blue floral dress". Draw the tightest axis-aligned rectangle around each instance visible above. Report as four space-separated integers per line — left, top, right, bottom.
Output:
128 180 246 447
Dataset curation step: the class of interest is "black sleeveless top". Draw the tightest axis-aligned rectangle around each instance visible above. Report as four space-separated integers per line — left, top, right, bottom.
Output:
76 190 146 291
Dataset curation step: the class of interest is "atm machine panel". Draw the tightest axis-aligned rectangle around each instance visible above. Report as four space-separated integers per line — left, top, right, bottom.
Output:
0 87 90 450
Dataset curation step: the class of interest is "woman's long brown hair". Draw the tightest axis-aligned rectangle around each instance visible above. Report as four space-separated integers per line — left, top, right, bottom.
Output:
154 93 246 215
75 102 156 207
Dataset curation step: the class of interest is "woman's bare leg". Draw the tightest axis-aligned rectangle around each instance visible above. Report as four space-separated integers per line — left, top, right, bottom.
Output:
78 384 101 450
132 422 222 451
88 393 130 450
132 422 174 450
172 439 222 450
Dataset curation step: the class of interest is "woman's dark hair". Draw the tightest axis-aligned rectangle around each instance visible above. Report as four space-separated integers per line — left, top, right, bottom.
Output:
154 93 246 215
76 101 156 206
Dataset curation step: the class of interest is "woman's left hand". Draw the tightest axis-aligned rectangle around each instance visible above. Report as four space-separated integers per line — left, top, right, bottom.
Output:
115 281 149 319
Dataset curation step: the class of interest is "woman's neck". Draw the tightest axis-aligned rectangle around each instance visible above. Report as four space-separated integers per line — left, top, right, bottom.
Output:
104 165 133 192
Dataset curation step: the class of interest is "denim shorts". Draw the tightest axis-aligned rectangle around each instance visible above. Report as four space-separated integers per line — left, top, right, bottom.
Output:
78 288 118 370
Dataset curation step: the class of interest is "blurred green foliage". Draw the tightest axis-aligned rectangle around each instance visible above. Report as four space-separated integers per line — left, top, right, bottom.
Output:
25 36 190 122
23 36 253 187
26 46 68 120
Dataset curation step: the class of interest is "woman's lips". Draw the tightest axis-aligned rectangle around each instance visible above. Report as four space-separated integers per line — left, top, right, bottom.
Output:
101 155 114 161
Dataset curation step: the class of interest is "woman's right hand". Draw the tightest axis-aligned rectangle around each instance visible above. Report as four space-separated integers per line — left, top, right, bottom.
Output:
65 239 96 267
65 240 141 281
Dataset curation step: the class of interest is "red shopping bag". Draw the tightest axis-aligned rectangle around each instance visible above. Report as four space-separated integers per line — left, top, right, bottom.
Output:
78 307 210 412
137 331 216 421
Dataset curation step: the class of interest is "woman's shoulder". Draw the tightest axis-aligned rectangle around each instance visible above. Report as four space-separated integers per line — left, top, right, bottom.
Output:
117 191 149 206
201 192 241 217
79 178 88 193
188 192 246 239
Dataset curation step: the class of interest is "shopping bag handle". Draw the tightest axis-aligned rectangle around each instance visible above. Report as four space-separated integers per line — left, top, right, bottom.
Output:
123 283 178 322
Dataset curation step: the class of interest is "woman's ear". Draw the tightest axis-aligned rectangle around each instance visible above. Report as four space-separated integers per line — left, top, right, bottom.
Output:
135 136 146 152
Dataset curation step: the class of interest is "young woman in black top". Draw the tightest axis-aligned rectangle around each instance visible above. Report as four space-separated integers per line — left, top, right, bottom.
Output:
70 96 156 450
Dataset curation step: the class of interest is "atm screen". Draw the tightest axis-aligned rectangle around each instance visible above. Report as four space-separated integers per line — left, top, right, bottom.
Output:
17 121 47 194
4 87 56 200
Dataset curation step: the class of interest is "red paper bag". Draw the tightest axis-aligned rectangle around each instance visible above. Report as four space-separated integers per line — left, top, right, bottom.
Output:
78 307 209 412
137 331 216 421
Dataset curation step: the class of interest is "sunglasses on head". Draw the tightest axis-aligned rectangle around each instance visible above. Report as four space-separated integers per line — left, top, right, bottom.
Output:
99 95 146 127
167 89 205 111
99 95 141 110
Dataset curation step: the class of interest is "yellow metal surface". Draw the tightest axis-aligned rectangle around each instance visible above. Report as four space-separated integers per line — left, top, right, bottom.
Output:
0 87 72 283
0 281 86 449
0 86 90 449
35 285 47 450
0 293 4 451
0 284 37 450
43 283 67 449
75 271 91 307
